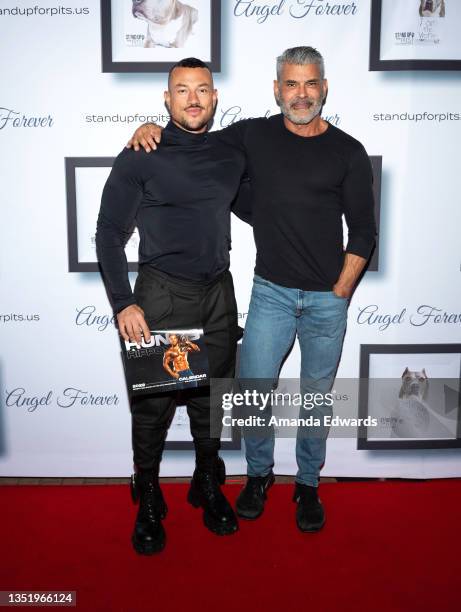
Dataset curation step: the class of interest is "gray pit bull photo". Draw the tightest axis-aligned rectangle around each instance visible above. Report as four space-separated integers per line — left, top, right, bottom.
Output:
398 367 429 401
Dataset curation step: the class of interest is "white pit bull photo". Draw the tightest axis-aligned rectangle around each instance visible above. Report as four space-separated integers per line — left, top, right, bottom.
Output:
132 0 198 48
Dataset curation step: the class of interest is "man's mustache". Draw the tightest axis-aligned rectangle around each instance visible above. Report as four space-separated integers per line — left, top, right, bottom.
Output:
185 104 205 110
290 97 317 108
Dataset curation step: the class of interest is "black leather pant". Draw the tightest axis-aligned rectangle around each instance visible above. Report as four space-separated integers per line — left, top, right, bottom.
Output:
131 265 239 470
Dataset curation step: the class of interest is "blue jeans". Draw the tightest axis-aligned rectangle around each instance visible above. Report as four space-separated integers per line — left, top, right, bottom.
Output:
238 275 348 487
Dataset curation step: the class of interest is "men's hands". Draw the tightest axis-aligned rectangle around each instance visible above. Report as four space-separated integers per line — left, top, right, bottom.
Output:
117 304 151 345
333 253 368 299
126 123 163 152
332 283 352 299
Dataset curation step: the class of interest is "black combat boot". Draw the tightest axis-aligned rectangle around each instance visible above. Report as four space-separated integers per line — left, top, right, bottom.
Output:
131 468 166 554
130 469 168 519
187 453 238 536
236 471 275 520
293 482 325 532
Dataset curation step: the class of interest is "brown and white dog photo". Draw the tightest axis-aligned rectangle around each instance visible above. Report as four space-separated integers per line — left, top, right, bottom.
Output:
132 0 198 48
419 0 446 18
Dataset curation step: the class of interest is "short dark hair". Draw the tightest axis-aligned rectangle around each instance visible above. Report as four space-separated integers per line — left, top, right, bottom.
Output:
168 57 212 87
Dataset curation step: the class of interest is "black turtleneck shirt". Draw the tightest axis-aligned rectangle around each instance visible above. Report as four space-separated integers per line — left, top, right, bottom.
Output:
96 121 246 314
217 114 376 291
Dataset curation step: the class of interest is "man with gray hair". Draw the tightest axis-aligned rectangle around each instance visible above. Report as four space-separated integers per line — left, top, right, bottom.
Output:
127 46 376 532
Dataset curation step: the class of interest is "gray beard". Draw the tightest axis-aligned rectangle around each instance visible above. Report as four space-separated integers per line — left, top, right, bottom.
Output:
276 95 323 125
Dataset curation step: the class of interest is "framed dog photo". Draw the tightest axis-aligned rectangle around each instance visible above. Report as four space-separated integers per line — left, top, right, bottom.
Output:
357 344 461 449
66 157 139 273
161 345 244 450
165 403 242 450
101 0 221 73
370 0 461 70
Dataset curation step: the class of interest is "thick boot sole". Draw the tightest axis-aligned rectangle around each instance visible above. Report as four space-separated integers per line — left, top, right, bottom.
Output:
131 531 166 555
187 485 238 536
295 517 326 533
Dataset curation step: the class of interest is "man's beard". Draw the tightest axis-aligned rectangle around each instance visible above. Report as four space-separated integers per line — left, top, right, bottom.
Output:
167 102 215 132
276 94 323 125
176 115 209 132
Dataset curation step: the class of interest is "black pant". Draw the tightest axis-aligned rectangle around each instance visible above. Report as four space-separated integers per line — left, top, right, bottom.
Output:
131 265 239 470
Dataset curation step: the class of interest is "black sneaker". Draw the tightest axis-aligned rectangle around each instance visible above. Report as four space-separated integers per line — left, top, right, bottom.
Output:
236 472 275 520
293 482 325 532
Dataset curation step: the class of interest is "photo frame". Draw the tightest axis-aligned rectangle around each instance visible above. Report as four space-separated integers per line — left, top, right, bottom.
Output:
65 156 139 273
101 0 221 73
344 155 382 272
369 156 382 272
66 154 383 274
369 0 461 71
153 345 244 451
165 405 242 451
358 344 461 450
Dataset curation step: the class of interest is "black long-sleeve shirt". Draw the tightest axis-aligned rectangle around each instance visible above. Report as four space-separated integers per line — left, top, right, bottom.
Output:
96 121 245 313
217 114 376 291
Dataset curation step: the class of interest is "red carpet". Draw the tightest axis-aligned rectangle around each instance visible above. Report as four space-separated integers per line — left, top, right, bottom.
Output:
1 480 460 612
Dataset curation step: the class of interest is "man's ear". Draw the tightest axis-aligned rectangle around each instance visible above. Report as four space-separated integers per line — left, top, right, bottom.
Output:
322 79 329 105
164 90 170 109
273 79 280 99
